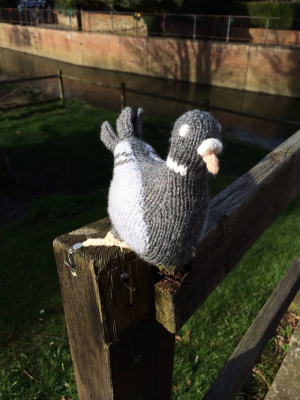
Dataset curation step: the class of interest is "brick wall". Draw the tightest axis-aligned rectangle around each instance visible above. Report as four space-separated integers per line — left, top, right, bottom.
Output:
57 12 78 30
82 12 147 35
0 23 299 97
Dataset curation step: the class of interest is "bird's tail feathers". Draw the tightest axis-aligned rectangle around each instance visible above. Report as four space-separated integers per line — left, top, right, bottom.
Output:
100 107 144 152
116 107 144 140
100 121 119 152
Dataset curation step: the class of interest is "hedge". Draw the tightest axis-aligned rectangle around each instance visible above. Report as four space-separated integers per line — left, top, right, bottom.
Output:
230 2 300 30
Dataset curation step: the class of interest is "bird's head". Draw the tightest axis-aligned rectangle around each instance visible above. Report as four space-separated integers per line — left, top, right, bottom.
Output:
168 110 222 175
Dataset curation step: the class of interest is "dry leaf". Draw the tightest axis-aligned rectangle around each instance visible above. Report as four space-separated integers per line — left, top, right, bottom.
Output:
175 336 182 342
186 380 191 386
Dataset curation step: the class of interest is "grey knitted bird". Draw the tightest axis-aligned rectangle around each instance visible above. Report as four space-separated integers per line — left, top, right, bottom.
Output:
83 107 222 267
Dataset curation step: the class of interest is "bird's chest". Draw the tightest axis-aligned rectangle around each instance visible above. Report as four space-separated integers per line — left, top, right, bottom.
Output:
143 171 208 232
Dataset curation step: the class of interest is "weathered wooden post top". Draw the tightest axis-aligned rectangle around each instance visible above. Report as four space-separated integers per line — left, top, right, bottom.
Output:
54 130 300 400
53 218 175 400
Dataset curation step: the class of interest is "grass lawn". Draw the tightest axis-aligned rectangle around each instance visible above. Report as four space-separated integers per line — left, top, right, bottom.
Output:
0 101 299 400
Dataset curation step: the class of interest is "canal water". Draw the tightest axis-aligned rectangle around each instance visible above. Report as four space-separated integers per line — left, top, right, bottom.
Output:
1 47 299 150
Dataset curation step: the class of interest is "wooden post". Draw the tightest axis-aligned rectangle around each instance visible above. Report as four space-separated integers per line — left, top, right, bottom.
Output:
120 82 126 110
53 218 175 400
57 70 65 106
204 98 210 111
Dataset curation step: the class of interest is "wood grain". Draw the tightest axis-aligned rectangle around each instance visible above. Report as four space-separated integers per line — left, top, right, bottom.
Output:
54 218 174 399
203 252 300 400
154 130 300 333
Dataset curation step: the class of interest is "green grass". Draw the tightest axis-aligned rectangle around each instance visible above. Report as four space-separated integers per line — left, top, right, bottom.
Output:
0 101 299 400
173 196 300 399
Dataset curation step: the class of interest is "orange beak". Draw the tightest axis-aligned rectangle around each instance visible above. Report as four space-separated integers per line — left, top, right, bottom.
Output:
203 152 219 175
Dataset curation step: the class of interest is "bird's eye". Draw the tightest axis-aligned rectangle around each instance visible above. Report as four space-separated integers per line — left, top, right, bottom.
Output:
179 124 190 138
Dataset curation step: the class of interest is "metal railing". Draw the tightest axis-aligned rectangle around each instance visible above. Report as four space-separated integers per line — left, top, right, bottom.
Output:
0 8 300 45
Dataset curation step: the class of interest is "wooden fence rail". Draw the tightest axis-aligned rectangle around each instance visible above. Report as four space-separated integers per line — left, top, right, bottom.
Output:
0 71 64 112
0 74 58 85
155 129 300 333
61 73 118 90
60 75 300 127
53 129 300 399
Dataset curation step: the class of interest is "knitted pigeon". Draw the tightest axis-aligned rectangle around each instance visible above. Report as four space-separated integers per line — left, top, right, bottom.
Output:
83 107 222 267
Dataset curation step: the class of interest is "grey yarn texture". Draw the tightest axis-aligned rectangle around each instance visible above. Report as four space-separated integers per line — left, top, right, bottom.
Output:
100 107 222 267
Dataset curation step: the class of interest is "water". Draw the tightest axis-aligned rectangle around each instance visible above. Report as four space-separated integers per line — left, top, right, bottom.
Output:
1 47 299 150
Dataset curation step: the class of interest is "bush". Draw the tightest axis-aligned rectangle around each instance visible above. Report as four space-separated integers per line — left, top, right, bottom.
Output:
0 0 18 7
231 2 300 30
25 193 84 223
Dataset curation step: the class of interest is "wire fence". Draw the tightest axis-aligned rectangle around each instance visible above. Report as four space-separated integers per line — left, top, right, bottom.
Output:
0 8 300 45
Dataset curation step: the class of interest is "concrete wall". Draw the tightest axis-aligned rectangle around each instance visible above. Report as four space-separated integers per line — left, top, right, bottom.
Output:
0 23 299 97
230 27 300 46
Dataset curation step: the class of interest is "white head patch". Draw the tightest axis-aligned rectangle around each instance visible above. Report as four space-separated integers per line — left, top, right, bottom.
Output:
179 124 190 138
197 138 223 157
